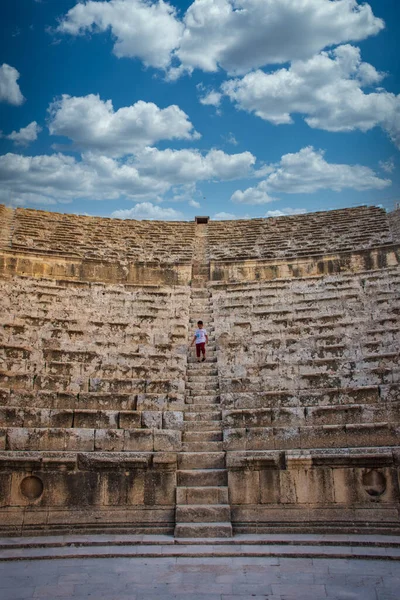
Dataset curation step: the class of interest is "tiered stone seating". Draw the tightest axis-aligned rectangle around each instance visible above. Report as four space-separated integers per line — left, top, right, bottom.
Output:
0 276 190 533
211 268 400 531
7 207 195 264
208 206 392 261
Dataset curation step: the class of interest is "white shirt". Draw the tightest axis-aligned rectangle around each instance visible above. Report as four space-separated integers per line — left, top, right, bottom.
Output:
195 328 207 344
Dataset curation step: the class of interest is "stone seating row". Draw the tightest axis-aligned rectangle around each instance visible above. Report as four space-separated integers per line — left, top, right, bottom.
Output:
223 422 399 451
7 207 196 264
1 427 181 452
0 406 184 430
208 207 392 261
0 390 184 410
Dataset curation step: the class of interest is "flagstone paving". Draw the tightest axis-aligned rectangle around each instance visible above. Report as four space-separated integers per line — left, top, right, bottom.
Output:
0 556 399 600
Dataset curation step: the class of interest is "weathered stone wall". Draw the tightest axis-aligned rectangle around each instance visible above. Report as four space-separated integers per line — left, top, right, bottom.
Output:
389 208 400 243
208 206 392 262
212 267 400 532
0 204 399 535
0 277 188 533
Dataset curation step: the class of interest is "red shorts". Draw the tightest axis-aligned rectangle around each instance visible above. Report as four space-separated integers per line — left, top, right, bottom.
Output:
196 342 206 357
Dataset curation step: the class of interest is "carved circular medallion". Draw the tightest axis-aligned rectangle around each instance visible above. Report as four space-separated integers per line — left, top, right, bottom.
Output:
362 470 386 497
20 476 44 500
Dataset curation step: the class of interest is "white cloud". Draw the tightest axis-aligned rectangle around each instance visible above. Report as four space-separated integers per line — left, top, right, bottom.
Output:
0 64 25 106
379 158 395 174
133 147 256 184
222 45 400 147
48 94 200 156
111 202 183 220
199 90 222 107
57 0 183 69
189 199 200 208
231 146 391 204
0 147 257 208
0 152 167 207
57 1 384 77
231 187 276 205
4 121 42 146
213 211 237 220
265 208 307 217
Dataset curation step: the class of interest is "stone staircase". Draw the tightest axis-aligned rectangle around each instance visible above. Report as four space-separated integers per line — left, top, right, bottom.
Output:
175 219 232 538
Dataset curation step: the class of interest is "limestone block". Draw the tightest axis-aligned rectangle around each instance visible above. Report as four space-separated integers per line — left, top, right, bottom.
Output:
260 469 280 504
223 428 246 451
273 427 301 450
300 425 346 449
124 429 153 451
0 428 6 450
136 393 167 411
246 427 275 451
78 393 136 411
346 423 395 447
142 411 162 429
144 471 176 505
119 411 141 429
228 469 259 504
0 472 11 506
126 470 146 505
74 410 118 429
279 470 297 503
0 407 24 427
293 467 334 504
162 411 183 430
153 429 181 452
64 428 95 452
272 407 304 427
95 429 124 452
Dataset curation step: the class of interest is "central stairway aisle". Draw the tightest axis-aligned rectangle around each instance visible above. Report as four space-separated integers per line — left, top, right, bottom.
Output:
174 219 233 538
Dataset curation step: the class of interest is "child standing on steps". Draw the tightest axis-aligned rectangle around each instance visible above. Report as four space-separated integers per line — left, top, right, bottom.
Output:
190 320 208 362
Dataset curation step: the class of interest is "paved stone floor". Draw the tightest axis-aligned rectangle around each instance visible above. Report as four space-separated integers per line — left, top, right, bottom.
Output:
0 556 398 600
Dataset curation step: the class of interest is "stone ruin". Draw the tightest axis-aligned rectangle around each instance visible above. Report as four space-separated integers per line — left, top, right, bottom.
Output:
0 204 399 537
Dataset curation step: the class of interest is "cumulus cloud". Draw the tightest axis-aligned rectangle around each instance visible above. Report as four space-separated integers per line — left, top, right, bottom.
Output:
57 0 383 76
265 208 307 217
4 121 42 146
213 211 237 220
48 94 200 156
111 202 183 220
222 45 400 147
133 147 256 184
199 90 222 107
232 146 391 204
0 147 257 209
57 0 183 69
0 64 25 105
178 0 383 75
379 158 395 174
189 199 200 208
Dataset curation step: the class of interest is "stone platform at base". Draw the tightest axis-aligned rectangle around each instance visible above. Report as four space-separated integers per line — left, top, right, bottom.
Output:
1 533 400 562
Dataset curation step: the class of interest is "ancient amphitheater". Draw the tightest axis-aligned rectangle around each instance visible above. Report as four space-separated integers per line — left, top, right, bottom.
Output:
0 203 399 541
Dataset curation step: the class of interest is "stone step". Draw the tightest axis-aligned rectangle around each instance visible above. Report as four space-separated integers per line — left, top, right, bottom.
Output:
177 469 228 487
187 375 219 382
186 389 219 397
183 431 222 442
178 452 225 470
185 394 220 404
184 411 221 422
186 365 218 374
183 420 223 431
176 486 229 505
188 357 217 363
174 522 233 538
176 505 231 523
182 441 223 452
184 403 220 411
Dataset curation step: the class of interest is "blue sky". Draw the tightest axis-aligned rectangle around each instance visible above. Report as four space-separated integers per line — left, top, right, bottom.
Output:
0 0 399 220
